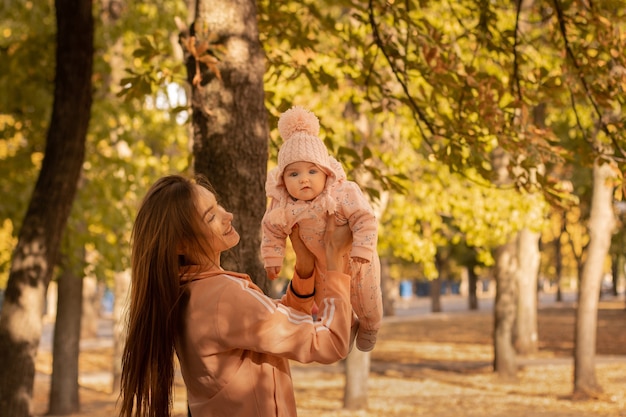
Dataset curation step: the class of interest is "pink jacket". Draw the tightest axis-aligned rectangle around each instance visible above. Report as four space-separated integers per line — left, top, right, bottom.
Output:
175 268 352 417
262 157 378 269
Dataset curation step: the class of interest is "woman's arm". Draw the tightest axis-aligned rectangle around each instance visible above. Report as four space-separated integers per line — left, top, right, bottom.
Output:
289 225 315 298
211 219 356 363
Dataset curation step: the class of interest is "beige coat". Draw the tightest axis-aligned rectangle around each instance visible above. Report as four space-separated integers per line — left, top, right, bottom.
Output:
176 268 352 417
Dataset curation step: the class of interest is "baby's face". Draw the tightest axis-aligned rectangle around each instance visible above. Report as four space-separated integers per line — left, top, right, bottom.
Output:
283 161 327 201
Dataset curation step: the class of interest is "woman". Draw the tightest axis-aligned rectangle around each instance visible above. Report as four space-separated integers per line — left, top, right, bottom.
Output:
119 174 355 417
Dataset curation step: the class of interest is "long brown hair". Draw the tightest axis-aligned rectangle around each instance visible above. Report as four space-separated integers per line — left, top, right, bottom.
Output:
119 174 215 417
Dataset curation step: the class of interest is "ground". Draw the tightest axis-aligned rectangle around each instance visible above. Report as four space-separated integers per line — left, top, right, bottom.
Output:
33 297 626 417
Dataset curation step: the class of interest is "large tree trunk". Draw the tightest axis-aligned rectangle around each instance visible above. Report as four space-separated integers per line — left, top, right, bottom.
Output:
343 349 370 410
48 260 84 415
493 238 518 381
573 158 615 398
184 0 268 291
514 228 540 355
0 0 93 414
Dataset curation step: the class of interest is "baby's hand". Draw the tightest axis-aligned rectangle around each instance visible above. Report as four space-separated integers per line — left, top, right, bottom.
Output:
265 266 281 280
351 256 369 264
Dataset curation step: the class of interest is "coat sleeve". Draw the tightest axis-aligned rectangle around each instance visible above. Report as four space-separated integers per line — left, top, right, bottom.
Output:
214 271 352 364
261 202 289 268
336 181 378 261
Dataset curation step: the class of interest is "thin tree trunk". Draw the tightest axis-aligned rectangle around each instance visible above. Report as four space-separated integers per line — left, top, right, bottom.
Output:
513 0 541 356
48 260 84 415
0 0 93 414
493 238 518 381
380 257 395 316
430 277 442 313
468 264 479 310
555 211 565 302
431 250 446 313
112 269 130 393
340 108 387 408
573 158 615 398
98 0 126 394
490 143 518 381
343 349 370 410
514 228 540 355
81 276 100 339
610 252 620 297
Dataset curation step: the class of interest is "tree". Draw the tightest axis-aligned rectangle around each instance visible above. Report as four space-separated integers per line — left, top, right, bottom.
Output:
2 0 622 407
362 0 626 393
343 349 370 409
48 248 85 415
1 0 191 411
0 0 94 414
181 0 268 290
574 156 616 397
514 228 540 355
490 146 519 381
492 239 518 380
511 0 544 357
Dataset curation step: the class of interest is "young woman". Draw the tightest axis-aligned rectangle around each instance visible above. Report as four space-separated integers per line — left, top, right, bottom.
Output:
119 174 356 417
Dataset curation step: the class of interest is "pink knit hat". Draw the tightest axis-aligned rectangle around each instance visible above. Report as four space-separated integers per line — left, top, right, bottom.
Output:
276 106 333 178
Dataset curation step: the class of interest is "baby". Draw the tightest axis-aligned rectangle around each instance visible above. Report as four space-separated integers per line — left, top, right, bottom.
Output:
261 106 383 352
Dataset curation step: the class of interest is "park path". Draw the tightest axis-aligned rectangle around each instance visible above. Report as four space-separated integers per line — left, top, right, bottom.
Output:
34 291 626 417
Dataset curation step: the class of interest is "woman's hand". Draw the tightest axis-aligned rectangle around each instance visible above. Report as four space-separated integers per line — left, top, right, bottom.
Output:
289 225 314 279
325 217 352 272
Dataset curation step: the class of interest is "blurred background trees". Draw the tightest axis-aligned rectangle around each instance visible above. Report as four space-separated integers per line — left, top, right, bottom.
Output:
1 0 625 415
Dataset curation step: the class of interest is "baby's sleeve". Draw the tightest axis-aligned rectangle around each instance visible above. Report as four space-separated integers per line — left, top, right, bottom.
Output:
336 182 378 261
261 205 289 268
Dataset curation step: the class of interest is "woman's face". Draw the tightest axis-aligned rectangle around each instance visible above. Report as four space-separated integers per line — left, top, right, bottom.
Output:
193 185 240 254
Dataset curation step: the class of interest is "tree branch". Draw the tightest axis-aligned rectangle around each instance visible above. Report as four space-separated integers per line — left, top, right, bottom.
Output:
367 0 435 152
552 0 626 159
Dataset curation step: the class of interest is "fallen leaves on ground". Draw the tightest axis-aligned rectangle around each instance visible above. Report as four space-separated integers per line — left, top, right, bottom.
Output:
34 298 626 416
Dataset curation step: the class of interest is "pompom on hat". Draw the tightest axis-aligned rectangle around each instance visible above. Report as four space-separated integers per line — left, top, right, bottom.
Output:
276 106 332 178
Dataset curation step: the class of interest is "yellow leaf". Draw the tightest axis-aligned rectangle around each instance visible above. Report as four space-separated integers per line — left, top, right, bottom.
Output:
597 15 611 27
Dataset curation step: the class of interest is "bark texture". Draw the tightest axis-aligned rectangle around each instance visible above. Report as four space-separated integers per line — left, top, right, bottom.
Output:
573 158 615 397
48 264 84 415
493 239 519 380
186 0 268 291
514 228 540 354
490 146 518 380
